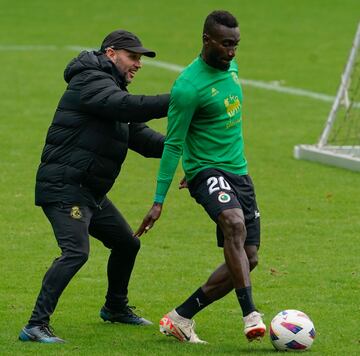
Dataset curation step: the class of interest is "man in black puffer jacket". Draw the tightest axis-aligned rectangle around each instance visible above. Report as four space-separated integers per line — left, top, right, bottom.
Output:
19 30 169 343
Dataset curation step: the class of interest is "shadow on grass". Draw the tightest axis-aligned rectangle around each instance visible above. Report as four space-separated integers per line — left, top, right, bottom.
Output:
88 320 276 355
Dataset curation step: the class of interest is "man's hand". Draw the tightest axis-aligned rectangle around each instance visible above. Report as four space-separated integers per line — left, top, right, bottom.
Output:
178 176 188 190
134 202 163 237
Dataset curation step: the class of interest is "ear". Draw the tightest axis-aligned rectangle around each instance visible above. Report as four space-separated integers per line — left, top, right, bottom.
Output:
104 47 116 63
203 33 210 45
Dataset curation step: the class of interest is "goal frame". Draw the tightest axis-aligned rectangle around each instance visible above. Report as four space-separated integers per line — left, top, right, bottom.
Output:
294 22 360 172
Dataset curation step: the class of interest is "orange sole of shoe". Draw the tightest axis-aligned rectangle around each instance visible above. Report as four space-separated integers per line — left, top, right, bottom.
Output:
159 318 186 342
246 328 266 341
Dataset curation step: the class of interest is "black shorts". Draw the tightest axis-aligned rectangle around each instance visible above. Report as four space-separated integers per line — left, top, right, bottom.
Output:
188 168 261 247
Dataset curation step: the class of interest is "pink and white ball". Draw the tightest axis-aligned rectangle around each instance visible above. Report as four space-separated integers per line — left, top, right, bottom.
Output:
270 310 316 351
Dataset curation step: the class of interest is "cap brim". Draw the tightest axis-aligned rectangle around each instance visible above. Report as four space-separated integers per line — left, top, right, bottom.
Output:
125 46 156 58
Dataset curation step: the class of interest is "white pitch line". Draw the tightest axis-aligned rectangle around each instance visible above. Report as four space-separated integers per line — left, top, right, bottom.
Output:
142 59 336 103
145 60 360 108
0 44 341 104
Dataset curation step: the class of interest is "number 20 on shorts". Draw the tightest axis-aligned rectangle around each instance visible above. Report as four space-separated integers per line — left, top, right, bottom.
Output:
207 176 231 195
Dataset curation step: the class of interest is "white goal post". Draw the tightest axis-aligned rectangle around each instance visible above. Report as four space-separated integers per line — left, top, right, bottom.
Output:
294 22 360 172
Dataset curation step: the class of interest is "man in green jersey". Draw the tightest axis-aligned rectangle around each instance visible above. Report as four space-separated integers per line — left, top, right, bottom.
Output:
135 10 266 344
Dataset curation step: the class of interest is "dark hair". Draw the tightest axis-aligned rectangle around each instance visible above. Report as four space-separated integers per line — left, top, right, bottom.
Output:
203 10 238 34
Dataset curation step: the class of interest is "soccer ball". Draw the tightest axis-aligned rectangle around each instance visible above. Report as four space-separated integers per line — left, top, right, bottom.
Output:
270 310 316 351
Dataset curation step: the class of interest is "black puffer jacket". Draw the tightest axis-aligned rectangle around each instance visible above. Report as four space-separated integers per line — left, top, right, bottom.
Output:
35 51 169 207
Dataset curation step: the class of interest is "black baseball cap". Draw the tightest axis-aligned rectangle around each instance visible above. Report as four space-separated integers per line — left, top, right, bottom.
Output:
100 29 156 58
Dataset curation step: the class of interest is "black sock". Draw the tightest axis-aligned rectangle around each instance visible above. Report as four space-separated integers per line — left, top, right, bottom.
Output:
235 286 256 317
175 287 211 319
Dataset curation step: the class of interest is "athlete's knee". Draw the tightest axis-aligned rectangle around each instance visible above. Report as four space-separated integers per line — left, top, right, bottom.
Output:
245 246 259 271
219 211 246 242
61 249 89 267
248 254 258 270
129 235 141 253
230 219 246 237
112 234 141 254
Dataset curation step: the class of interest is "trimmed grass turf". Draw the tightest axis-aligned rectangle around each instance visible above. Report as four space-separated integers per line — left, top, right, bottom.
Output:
1 0 359 355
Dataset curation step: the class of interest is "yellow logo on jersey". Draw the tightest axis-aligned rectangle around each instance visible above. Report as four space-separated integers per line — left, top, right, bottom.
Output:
224 95 241 118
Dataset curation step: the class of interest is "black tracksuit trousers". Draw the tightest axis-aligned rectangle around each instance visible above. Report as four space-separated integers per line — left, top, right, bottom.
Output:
28 197 140 326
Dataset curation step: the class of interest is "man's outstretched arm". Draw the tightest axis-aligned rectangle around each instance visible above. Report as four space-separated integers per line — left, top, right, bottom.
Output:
134 78 198 237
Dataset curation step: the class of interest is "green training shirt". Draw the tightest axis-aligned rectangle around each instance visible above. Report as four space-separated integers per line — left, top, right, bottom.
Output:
155 56 248 203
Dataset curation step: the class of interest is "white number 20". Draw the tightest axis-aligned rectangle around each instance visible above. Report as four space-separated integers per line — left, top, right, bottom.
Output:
207 176 231 195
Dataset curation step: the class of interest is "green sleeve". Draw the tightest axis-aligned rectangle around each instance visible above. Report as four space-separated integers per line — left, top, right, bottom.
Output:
154 78 198 203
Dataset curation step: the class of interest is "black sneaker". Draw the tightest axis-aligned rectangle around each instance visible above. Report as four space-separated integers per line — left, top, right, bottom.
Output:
100 305 152 325
19 324 65 343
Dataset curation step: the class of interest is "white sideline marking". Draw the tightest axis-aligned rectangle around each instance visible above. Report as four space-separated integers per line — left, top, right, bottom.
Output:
0 44 344 104
142 59 336 103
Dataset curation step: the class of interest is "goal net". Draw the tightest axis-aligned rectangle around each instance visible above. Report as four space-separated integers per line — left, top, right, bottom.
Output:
294 22 360 172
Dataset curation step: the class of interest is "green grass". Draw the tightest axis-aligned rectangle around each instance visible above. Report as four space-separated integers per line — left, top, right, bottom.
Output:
1 0 360 355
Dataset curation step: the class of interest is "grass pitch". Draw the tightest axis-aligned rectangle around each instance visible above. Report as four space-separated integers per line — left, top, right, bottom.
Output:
1 0 359 355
